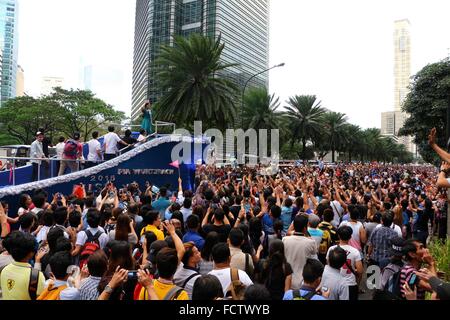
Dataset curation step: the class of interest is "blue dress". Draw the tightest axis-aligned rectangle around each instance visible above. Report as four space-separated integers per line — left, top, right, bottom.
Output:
141 109 153 135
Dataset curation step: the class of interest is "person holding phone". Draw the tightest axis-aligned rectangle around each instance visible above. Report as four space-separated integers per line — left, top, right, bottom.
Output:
400 239 436 300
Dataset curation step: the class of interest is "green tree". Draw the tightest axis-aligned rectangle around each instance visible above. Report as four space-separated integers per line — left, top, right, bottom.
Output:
243 87 282 130
285 95 326 160
321 112 348 163
154 33 239 130
0 96 66 144
46 87 126 140
342 124 363 162
399 58 450 163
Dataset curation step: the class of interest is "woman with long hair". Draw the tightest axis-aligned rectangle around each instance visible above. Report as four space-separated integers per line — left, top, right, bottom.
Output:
248 217 265 254
198 232 220 275
141 101 153 135
109 214 138 246
98 241 137 300
255 239 292 300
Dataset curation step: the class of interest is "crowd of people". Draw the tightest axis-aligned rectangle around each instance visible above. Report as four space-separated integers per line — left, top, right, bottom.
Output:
0 159 449 301
25 126 150 181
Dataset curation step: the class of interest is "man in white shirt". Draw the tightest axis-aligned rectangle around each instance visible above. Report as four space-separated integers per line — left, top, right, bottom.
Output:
375 221 403 238
55 136 66 175
283 214 318 290
30 132 47 181
86 131 103 168
72 210 109 257
326 226 363 301
330 200 344 228
208 243 253 297
103 126 129 161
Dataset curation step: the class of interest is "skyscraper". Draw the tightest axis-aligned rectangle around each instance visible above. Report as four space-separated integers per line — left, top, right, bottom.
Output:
0 0 19 104
381 19 416 155
132 0 270 121
16 64 23 96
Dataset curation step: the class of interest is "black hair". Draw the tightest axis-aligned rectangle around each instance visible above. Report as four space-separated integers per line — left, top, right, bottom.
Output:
108 126 115 132
183 198 192 209
192 275 224 300
270 205 282 219
186 214 200 230
403 239 421 262
201 232 220 261
41 210 55 227
32 194 46 209
302 258 325 284
54 207 68 226
293 214 309 233
382 211 394 227
328 246 347 270
144 231 158 252
323 208 334 223
87 251 108 277
211 242 230 264
214 209 225 222
68 211 82 228
84 196 95 209
18 194 31 209
125 129 132 137
86 209 101 228
284 198 293 208
244 284 271 301
49 251 73 279
349 207 359 221
19 212 36 231
47 227 65 254
204 189 214 201
55 237 72 253
92 131 99 139
2 231 37 261
58 136 65 143
337 226 353 241
156 248 179 279
159 187 168 198
228 228 244 247
147 211 160 225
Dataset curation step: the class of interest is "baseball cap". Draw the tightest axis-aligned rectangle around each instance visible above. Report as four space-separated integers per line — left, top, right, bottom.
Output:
389 237 406 257
148 240 168 263
36 131 43 136
429 277 450 300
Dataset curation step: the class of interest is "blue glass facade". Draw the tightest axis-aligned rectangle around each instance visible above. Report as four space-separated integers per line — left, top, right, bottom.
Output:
132 0 269 120
0 0 18 104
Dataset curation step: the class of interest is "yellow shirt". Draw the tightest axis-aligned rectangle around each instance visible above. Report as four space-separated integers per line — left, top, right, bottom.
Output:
140 225 165 241
0 262 45 300
138 279 189 300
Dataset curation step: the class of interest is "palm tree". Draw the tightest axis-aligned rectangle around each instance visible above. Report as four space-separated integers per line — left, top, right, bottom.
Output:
321 112 348 163
285 95 326 160
155 33 239 130
342 124 363 162
243 87 282 130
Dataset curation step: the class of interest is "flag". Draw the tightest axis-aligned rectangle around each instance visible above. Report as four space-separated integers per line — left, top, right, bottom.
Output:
169 160 180 169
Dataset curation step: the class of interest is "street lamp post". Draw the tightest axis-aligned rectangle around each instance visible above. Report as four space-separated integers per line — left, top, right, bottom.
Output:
241 63 285 129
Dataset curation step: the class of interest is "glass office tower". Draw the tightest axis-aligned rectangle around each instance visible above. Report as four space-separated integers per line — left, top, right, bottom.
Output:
0 0 19 104
132 0 269 120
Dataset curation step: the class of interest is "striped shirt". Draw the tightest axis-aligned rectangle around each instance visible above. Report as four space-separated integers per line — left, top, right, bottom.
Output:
400 264 425 300
79 276 102 300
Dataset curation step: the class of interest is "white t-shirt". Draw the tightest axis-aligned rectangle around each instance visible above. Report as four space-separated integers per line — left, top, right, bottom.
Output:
36 226 51 243
330 201 344 227
87 139 102 162
326 244 361 286
103 132 121 155
375 223 402 238
55 142 65 159
76 228 110 249
208 268 253 297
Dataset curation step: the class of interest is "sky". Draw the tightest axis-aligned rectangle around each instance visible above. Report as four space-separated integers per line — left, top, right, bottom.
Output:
18 0 450 129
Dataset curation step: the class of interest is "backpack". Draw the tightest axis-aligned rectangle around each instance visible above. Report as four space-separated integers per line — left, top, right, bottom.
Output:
373 265 403 300
79 230 102 268
0 265 40 300
162 285 185 300
37 283 68 300
64 139 79 157
318 224 337 256
292 290 317 301
226 268 247 300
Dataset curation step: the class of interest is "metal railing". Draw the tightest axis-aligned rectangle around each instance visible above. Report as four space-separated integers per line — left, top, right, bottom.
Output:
1 121 177 187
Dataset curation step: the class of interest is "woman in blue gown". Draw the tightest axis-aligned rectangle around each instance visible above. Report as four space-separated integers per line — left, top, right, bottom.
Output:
141 101 153 135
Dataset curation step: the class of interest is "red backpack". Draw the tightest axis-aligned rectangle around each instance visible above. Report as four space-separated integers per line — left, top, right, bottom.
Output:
79 230 102 268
